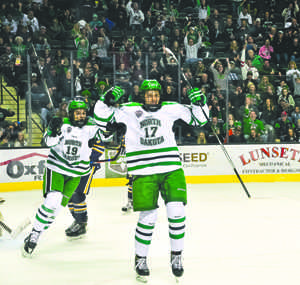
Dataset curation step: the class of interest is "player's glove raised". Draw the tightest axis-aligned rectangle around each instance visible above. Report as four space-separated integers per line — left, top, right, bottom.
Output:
187 88 207 106
47 117 63 137
103 86 125 106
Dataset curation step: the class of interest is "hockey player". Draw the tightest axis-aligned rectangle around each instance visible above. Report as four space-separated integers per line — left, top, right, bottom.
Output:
93 80 209 280
64 139 104 239
22 97 103 257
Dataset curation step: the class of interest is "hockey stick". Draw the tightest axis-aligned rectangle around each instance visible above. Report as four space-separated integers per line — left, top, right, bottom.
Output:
165 47 251 198
0 218 31 239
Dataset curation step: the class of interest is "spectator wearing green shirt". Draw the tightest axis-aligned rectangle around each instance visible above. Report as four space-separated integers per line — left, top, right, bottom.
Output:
243 109 266 142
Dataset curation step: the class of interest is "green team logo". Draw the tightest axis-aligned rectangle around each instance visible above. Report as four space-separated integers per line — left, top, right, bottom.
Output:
105 149 127 178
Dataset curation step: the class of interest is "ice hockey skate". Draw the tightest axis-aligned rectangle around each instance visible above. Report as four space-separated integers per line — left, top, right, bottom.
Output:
65 221 87 240
135 255 150 283
171 251 184 281
22 229 41 257
121 199 133 212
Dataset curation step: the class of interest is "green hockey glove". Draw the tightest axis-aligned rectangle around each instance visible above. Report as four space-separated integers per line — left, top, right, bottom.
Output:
187 88 207 106
103 86 125 106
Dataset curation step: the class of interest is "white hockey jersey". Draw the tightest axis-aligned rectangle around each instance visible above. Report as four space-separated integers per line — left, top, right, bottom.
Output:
94 101 209 175
43 117 101 177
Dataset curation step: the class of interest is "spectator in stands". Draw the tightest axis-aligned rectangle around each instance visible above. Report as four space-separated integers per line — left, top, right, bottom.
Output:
33 26 51 54
238 6 252 28
262 84 277 102
210 58 231 92
206 116 224 143
126 1 144 35
262 11 274 34
196 130 207 144
131 60 145 86
282 1 299 28
245 83 262 111
149 60 162 82
208 8 224 31
258 39 274 61
289 37 300 64
22 10 39 33
285 127 297 142
274 111 295 142
237 18 251 45
260 97 278 126
14 131 27 147
223 15 237 43
249 18 264 43
243 109 266 142
208 94 224 121
286 61 300 91
293 76 300 105
184 29 202 64
291 105 300 124
2 13 18 36
197 0 211 22
273 30 289 68
229 121 246 143
230 85 245 120
93 34 110 62
115 62 132 93
209 20 224 44
0 106 15 129
278 85 295 114
257 75 274 95
246 127 264 143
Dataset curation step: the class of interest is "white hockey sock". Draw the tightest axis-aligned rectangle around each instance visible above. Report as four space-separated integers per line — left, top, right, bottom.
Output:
135 209 157 257
33 191 63 232
167 202 185 252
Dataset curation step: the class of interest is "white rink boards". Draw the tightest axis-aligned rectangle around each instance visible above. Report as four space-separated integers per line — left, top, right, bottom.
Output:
1 182 300 285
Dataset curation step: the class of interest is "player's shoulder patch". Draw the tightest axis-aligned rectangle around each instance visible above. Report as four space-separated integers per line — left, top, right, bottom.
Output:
86 117 96 125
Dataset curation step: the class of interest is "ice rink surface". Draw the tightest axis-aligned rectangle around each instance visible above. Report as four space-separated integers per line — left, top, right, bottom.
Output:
1 182 300 285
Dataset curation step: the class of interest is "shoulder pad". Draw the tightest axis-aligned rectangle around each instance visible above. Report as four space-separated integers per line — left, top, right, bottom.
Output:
161 101 180 106
120 102 143 107
63 118 71 125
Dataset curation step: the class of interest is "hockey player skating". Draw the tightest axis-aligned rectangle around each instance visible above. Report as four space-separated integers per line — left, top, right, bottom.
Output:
22 97 104 257
65 139 104 239
93 80 209 281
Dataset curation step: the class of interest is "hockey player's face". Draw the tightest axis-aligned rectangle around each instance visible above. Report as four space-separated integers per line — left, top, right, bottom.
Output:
74 109 87 122
145 90 160 105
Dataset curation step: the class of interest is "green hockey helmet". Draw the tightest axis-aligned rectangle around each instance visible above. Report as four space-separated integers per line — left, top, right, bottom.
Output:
68 96 88 127
140 79 161 92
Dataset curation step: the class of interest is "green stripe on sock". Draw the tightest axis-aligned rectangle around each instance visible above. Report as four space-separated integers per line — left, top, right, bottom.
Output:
41 204 54 214
35 214 49 224
137 222 155 230
135 235 151 245
168 217 186 223
169 232 185 240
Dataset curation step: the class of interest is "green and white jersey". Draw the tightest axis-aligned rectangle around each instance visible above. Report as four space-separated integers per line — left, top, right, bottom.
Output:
43 117 101 177
94 101 209 175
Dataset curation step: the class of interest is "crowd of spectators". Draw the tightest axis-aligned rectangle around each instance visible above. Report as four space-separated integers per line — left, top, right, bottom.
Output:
1 0 300 146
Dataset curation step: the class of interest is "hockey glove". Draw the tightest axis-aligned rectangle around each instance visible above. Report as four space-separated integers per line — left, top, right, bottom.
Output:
47 117 63 137
188 88 207 106
90 148 102 171
103 86 125 106
88 138 98 148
